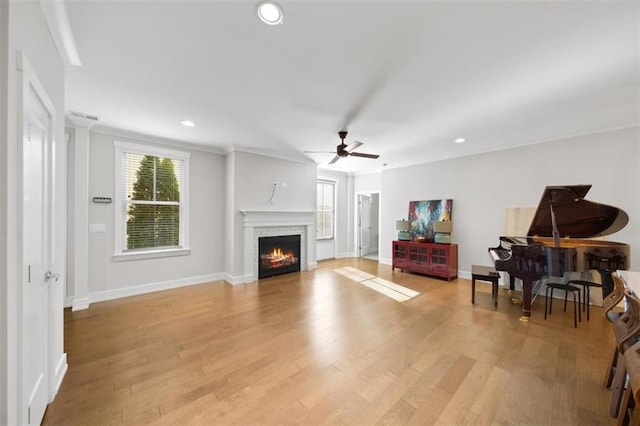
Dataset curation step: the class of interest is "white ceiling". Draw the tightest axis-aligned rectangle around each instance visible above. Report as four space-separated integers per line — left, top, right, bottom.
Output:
64 0 640 174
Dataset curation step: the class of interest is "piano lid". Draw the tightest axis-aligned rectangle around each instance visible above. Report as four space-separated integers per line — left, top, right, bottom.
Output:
526 185 629 239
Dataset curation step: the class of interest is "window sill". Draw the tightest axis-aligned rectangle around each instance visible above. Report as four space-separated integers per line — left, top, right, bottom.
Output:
317 237 334 241
113 247 191 262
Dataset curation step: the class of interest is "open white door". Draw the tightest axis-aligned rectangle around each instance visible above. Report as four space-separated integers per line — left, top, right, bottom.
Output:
358 194 372 257
19 53 56 425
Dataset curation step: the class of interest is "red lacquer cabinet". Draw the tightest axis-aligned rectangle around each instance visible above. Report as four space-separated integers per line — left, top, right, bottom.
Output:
392 241 458 281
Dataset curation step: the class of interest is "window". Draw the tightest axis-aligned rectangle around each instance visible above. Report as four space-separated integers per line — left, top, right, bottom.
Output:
317 180 335 239
114 141 190 260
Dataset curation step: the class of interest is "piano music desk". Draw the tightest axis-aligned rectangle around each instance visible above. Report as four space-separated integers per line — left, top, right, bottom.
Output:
471 265 501 309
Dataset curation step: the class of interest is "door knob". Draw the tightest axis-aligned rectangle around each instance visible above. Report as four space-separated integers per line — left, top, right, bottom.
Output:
45 271 60 282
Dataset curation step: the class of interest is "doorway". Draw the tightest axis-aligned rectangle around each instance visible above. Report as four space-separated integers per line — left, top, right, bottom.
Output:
357 192 379 260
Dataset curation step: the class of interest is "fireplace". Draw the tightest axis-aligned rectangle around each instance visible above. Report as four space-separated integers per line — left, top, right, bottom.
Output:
258 234 301 279
238 210 315 284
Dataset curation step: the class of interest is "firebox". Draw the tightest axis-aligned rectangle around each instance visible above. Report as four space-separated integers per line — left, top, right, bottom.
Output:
258 234 301 279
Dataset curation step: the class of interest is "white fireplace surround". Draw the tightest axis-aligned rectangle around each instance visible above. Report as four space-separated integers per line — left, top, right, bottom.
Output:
241 210 317 283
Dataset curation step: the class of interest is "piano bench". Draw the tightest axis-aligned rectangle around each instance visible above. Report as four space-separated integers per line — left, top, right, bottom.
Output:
567 279 603 321
471 265 500 309
545 283 581 328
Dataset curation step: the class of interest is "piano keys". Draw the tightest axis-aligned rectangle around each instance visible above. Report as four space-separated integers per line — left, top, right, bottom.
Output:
489 185 630 321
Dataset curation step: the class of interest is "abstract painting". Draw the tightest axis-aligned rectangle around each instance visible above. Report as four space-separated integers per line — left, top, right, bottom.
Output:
408 199 453 241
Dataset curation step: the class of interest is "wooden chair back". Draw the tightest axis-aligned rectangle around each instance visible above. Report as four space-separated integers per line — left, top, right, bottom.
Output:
603 273 626 323
614 288 640 353
617 340 640 424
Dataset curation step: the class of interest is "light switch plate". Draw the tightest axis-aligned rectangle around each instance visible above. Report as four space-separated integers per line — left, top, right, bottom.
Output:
89 223 106 233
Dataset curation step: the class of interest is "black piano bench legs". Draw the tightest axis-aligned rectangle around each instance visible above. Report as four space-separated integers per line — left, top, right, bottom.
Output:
545 283 581 328
471 265 500 309
567 279 602 321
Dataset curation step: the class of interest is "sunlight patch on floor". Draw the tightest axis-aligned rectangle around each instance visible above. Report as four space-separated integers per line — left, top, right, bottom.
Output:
334 266 419 302
334 266 375 282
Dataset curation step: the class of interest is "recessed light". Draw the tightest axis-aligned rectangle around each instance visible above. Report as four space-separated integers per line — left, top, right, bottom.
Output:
454 138 466 144
181 120 195 127
257 1 284 25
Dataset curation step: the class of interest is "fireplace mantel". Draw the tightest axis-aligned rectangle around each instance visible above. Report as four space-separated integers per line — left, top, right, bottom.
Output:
239 210 316 283
240 210 315 227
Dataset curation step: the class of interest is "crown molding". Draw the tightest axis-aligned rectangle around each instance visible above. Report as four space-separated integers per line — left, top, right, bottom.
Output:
88 124 226 155
39 0 82 67
228 143 317 166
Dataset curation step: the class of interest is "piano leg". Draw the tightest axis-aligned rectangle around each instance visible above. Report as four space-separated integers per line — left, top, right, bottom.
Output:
510 275 515 291
520 278 533 321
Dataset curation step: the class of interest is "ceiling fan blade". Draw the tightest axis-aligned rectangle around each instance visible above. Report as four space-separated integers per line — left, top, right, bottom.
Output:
340 69 394 130
345 141 363 152
328 155 341 164
349 152 380 159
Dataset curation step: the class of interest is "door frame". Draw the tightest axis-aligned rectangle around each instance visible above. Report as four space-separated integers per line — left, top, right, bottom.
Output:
355 190 380 258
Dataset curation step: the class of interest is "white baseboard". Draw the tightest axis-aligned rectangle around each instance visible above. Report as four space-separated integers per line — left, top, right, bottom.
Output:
378 257 392 266
71 297 90 311
51 353 67 400
458 270 471 280
224 273 253 285
225 265 318 284
64 296 73 308
88 272 225 304
336 251 356 259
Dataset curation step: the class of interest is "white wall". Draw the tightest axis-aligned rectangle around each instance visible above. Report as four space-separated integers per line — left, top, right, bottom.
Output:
65 127 76 302
224 151 236 276
3 1 67 423
377 127 640 277
0 0 8 420
83 130 226 301
354 172 381 193
70 136 319 292
226 150 317 279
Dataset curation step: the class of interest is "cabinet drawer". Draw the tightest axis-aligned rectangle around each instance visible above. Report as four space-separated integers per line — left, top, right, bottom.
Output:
429 264 449 275
394 259 409 268
410 262 429 273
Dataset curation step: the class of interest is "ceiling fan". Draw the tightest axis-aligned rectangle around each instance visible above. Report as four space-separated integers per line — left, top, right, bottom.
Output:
306 131 380 164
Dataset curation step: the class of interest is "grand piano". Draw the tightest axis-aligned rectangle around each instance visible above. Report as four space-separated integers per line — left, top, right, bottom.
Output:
489 185 630 321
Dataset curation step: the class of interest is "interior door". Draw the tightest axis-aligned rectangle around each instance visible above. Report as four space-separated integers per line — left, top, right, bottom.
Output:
21 55 54 425
359 194 372 256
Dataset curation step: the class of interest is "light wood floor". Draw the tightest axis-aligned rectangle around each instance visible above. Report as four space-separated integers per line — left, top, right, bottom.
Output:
43 258 617 425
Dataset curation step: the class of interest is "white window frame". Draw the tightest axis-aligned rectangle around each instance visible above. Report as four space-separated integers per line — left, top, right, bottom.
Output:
317 179 336 240
113 141 191 261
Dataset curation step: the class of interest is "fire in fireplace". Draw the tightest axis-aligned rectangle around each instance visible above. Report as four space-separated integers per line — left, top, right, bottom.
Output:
258 234 301 279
